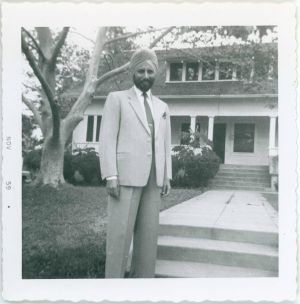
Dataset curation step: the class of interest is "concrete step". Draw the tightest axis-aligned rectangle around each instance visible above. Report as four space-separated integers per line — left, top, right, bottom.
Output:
211 181 270 187
159 224 278 246
212 176 270 183
219 164 269 170
157 236 278 272
155 260 278 278
217 169 269 175
211 185 271 191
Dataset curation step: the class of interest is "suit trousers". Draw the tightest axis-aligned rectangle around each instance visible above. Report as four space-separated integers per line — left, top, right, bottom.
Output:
105 157 161 278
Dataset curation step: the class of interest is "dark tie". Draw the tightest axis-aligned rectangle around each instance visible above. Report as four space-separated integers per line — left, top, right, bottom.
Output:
143 92 155 150
143 92 154 127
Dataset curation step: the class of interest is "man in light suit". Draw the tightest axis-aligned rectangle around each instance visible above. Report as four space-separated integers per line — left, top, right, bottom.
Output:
99 48 172 278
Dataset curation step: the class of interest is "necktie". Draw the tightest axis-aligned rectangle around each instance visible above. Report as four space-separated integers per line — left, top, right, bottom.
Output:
143 92 155 151
142 92 154 128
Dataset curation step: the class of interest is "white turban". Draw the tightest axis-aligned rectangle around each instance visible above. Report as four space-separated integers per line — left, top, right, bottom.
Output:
129 48 158 73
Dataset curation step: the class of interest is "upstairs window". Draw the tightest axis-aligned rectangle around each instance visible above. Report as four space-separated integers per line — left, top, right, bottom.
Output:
167 60 239 82
170 63 183 81
219 62 233 80
202 61 216 80
186 62 199 81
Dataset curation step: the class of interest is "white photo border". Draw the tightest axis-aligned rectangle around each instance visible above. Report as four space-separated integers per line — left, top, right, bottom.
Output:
1 2 297 302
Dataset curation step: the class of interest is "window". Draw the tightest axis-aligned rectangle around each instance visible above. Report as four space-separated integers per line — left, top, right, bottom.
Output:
86 115 102 142
86 116 94 142
202 61 216 80
235 65 242 79
169 63 183 81
219 62 233 80
234 123 255 153
186 63 199 81
167 60 239 82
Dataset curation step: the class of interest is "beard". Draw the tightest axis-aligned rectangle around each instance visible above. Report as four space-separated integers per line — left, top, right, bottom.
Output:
133 75 155 92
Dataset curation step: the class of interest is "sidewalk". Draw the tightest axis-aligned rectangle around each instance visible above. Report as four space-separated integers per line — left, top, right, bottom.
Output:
160 190 278 234
156 190 278 278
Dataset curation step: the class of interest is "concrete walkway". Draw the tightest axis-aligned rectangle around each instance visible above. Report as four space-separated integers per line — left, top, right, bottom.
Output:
156 190 278 277
160 190 278 234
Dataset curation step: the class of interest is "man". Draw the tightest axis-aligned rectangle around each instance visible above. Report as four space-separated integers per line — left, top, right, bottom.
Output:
99 48 172 278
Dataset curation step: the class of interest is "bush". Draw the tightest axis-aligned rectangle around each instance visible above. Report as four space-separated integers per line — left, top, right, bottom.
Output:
171 132 220 188
64 147 103 186
24 147 104 186
23 149 42 171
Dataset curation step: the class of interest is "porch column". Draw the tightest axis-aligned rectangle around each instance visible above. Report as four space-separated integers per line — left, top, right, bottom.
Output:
190 116 196 133
269 116 277 156
208 116 215 141
269 116 278 191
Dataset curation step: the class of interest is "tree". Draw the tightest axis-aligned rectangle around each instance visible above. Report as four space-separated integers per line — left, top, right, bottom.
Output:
22 26 174 186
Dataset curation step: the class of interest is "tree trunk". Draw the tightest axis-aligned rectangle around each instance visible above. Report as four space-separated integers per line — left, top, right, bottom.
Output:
37 133 66 187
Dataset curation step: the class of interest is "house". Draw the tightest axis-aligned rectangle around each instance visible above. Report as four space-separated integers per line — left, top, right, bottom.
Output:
70 43 278 190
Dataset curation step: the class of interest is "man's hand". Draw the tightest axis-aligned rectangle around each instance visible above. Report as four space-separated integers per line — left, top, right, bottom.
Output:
106 179 120 199
161 179 171 197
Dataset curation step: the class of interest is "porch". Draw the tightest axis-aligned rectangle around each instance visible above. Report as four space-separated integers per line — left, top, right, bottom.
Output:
170 115 278 166
170 115 278 191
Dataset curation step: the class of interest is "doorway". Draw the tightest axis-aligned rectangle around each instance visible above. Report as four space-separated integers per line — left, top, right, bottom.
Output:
213 123 226 163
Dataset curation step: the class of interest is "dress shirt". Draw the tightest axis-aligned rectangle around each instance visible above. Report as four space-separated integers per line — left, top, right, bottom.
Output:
106 86 154 181
133 85 154 119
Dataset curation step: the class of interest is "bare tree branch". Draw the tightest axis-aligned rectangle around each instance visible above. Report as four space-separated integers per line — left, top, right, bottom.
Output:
149 26 175 48
95 62 129 87
22 95 44 134
64 27 108 137
69 30 95 45
22 31 60 141
104 27 169 45
22 32 55 106
84 27 107 85
49 27 70 68
36 27 53 61
22 27 46 62
96 26 175 87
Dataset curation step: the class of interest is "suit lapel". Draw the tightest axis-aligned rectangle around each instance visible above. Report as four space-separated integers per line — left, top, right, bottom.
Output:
127 88 150 134
152 95 166 139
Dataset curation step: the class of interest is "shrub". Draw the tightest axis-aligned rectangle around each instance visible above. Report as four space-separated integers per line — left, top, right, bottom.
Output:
23 148 42 171
64 147 103 186
63 149 75 182
171 132 220 188
24 147 103 186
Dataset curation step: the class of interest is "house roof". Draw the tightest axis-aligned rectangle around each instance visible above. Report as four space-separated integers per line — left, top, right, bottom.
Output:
63 43 278 100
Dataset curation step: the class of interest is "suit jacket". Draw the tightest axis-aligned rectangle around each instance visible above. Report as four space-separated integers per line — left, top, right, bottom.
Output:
99 87 172 187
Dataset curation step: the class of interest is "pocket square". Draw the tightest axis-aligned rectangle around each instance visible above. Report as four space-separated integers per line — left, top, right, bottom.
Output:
162 112 167 119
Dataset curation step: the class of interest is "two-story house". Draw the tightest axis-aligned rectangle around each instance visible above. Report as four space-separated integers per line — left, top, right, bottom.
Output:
69 43 278 190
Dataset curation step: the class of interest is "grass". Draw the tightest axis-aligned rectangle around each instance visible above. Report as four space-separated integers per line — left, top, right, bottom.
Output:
22 184 203 279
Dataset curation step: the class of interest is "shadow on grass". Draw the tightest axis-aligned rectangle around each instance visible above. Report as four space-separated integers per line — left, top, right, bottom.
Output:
22 183 203 278
23 242 106 279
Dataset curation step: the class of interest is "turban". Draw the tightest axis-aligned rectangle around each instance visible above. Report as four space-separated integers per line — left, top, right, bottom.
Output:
129 48 158 73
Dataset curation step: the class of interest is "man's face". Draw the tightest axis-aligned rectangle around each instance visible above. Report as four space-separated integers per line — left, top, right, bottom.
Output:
133 61 156 92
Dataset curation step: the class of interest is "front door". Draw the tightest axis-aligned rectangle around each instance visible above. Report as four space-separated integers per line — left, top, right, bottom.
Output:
213 123 226 163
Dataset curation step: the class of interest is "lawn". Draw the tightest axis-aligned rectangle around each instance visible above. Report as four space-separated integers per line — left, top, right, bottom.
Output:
22 184 202 279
